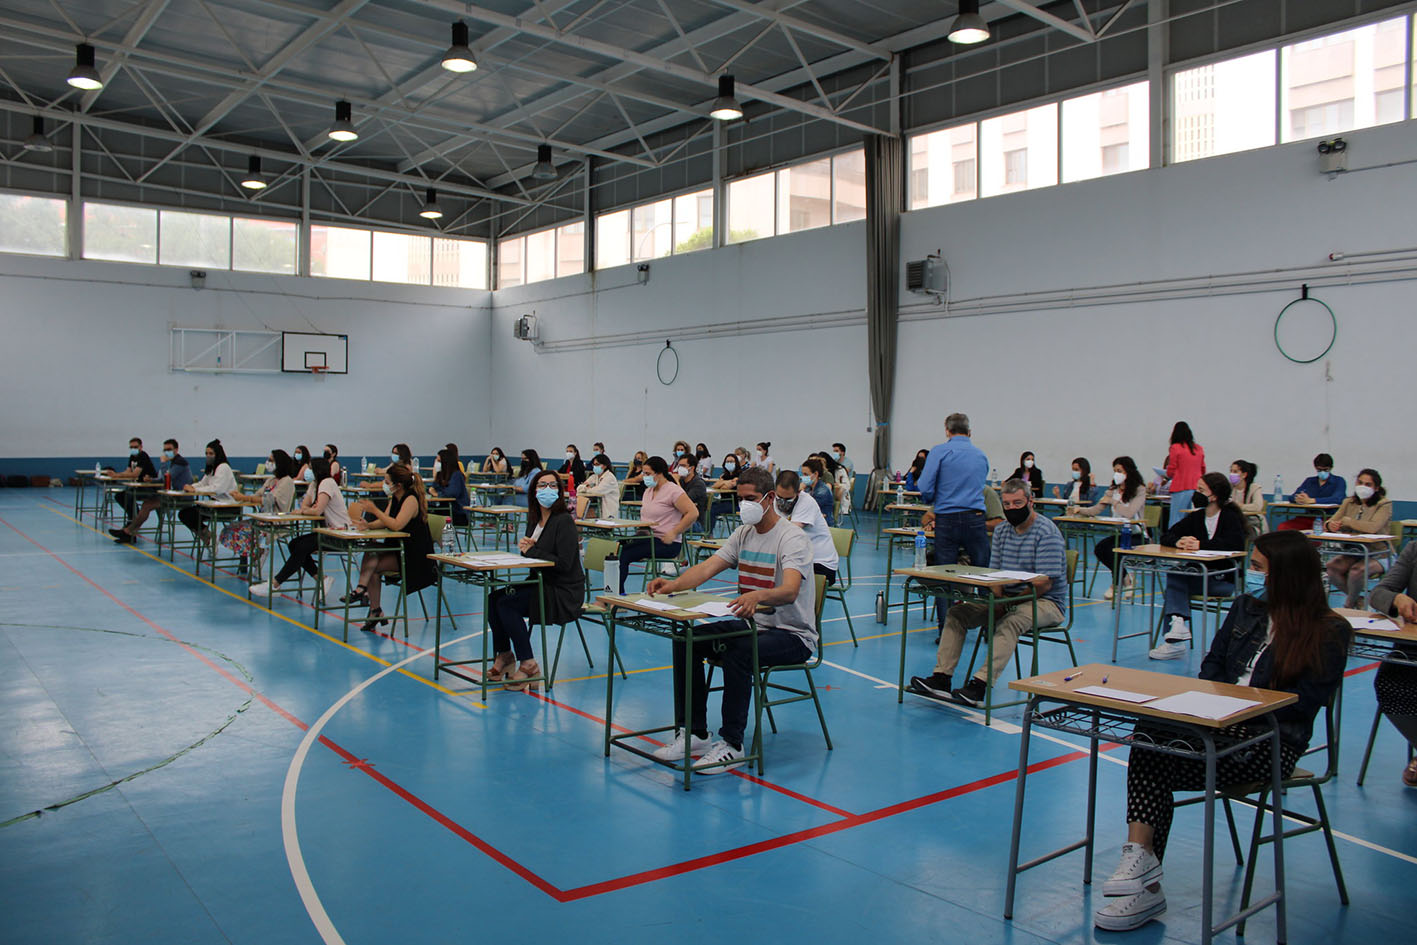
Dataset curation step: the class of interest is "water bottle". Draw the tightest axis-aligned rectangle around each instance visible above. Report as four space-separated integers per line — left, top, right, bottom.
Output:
361 456 367 474
1120 522 1133 550
412 457 421 474
914 529 928 569
1312 516 1323 537
896 481 904 504
1273 474 1283 501
990 466 999 487
94 461 101 476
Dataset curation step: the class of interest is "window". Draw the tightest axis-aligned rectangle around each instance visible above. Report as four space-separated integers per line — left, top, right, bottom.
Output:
556 221 585 278
83 202 157 264
1172 50 1277 162
632 198 673 261
159 210 230 269
433 237 487 289
777 157 833 234
981 103 1057 196
1061 80 1150 182
0 193 66 258
727 171 775 243
673 189 713 253
233 217 297 274
497 235 524 289
832 150 866 224
1280 16 1408 143
525 228 556 283
371 231 431 285
310 225 371 280
908 123 977 209
596 209 630 269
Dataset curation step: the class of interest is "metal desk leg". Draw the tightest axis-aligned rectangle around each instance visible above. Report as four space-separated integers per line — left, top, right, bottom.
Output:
1201 733 1216 945
1084 709 1099 883
603 611 617 756
1269 717 1288 943
682 622 695 791
1004 696 1036 918
896 579 912 703
433 569 446 679
480 579 492 703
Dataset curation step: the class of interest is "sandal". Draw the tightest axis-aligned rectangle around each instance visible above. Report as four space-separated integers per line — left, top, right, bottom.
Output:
504 659 542 692
358 608 387 633
486 651 515 683
341 585 369 606
1403 757 1417 788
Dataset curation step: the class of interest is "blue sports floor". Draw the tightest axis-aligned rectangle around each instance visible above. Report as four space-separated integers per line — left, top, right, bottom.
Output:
2 491 1414 945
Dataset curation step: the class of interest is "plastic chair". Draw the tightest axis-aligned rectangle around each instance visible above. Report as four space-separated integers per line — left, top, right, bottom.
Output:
557 537 626 684
751 575 833 766
823 527 858 646
255 462 266 475
968 550 1079 681
407 514 456 630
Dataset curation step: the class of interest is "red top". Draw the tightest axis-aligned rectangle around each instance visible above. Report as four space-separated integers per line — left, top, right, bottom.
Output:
1165 442 1206 491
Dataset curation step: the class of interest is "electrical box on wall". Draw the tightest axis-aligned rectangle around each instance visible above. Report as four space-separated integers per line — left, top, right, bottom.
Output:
906 255 948 297
512 313 539 342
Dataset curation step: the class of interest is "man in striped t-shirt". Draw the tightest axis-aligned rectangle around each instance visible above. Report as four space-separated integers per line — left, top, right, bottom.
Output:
645 467 816 773
908 478 1067 708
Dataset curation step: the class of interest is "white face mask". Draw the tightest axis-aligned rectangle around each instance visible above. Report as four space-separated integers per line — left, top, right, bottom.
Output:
1023 459 1034 469
1113 471 1126 485
1355 484 1375 501
432 461 441 474
738 496 767 526
565 452 575 461
382 482 392 496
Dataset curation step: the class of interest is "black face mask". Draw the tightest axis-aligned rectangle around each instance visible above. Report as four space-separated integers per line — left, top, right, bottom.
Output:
776 494 798 515
1193 491 1210 509
323 451 332 460
1003 505 1030 527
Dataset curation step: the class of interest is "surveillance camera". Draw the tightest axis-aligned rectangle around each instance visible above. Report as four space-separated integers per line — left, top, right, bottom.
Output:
636 263 650 272
1331 137 1346 152
1316 140 1331 154
189 270 206 289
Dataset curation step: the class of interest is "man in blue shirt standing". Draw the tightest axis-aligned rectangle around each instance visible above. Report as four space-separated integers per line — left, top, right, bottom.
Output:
917 412 991 572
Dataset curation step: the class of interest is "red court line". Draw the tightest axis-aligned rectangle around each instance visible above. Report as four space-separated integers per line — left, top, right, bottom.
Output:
6 511 1095 902
1345 662 1379 677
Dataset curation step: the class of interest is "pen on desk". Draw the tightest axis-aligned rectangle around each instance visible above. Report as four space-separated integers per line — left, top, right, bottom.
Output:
1102 674 1109 684
1063 671 1083 682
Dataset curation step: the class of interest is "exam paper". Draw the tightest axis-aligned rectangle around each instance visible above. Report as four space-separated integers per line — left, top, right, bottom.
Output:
1346 614 1400 632
983 570 1041 581
1074 685 1156 704
686 601 735 617
631 597 680 612
1183 550 1234 558
1145 692 1261 720
593 519 619 526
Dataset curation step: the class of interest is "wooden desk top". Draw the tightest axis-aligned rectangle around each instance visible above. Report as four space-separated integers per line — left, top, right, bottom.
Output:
237 473 269 480
688 538 727 548
1269 500 1339 510
1011 663 1296 728
1336 608 1417 645
892 563 1036 588
1055 514 1142 526
468 470 509 479
595 591 740 622
878 488 923 497
428 551 553 571
189 501 246 510
100 477 160 487
1117 543 1246 561
468 505 523 514
884 527 935 538
1307 532 1396 544
248 512 324 524
425 495 456 503
1399 519 1417 528
314 527 408 540
885 502 932 512
576 517 652 529
1033 497 1070 506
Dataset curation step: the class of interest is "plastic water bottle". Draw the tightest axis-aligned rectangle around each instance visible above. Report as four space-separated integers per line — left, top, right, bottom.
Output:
1273 474 1283 501
94 461 101 475
914 529 928 569
360 456 367 474
990 466 999 487
1120 522 1133 550
412 457 420 474
896 481 904 504
1312 517 1323 537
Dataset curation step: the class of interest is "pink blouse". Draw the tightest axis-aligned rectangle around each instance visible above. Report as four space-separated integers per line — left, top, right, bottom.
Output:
642 481 687 542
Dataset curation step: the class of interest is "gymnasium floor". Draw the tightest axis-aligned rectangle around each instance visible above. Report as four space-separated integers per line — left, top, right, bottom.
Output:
2 490 1414 945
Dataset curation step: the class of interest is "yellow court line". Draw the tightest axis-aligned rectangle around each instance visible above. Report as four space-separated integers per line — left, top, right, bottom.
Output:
46 507 485 708
549 663 672 685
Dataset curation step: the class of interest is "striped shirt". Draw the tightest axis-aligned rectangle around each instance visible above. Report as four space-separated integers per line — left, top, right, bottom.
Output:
991 512 1068 614
714 518 817 652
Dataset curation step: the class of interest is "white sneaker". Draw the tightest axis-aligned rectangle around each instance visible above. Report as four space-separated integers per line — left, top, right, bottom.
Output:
249 581 273 596
1148 641 1187 660
694 739 745 773
650 729 712 761
1104 585 1115 601
322 575 336 598
1095 886 1166 931
1102 842 1163 896
1165 616 1191 642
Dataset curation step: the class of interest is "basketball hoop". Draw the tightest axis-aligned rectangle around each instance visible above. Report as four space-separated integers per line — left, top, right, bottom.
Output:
309 365 328 381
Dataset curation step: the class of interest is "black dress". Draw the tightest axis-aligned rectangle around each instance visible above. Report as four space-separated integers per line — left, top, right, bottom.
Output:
381 494 436 593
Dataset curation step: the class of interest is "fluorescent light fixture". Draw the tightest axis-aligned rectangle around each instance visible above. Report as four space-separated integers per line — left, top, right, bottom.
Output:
23 115 53 153
948 1 990 45
532 144 556 181
240 155 267 190
419 187 443 219
327 100 358 142
710 75 743 121
67 43 103 91
441 21 477 73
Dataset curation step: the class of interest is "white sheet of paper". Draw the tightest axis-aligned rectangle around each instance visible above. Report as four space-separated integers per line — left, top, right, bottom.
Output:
1074 685 1156 704
1145 692 1261 720
1346 614 1400 632
1184 550 1234 558
1151 466 1168 479
471 554 543 566
631 597 680 612
686 601 735 617
1316 531 1382 541
593 519 619 526
983 570 1040 581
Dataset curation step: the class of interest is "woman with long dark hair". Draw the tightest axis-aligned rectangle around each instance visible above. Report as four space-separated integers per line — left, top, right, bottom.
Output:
616 455 698 593
429 446 470 527
1008 450 1045 498
486 469 585 690
1072 456 1146 600
510 448 543 508
1322 467 1394 608
1095 530 1348 931
560 444 588 486
250 456 349 601
1230 459 1264 541
179 438 237 539
1053 456 1095 505
343 463 436 633
221 448 296 577
1163 421 1205 527
1150 471 1246 660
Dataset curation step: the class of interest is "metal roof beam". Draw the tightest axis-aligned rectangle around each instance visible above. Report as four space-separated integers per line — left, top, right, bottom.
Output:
80 0 172 112
702 0 892 60
994 0 1096 43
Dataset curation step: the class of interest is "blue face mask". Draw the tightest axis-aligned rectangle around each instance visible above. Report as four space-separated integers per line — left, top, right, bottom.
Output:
164 449 175 460
674 450 684 457
535 488 558 508
1317 470 1330 482
129 447 140 456
303 469 315 483
1245 570 1268 598
643 474 657 489
390 452 400 464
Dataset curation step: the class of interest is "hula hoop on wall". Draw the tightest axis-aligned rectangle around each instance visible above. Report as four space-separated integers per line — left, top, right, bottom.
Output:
1273 284 1336 364
656 340 679 386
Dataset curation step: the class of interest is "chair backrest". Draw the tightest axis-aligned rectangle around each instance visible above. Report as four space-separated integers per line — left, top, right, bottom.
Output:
1065 548 1079 583
829 526 855 587
814 573 828 626
1299 690 1342 783
255 462 266 475
427 513 446 544
1143 503 1162 534
582 537 618 576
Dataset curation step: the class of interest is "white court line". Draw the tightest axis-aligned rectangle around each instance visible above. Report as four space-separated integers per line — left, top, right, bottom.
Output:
282 630 483 945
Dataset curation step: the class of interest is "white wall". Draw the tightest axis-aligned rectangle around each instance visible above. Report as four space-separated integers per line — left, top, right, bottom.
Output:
0 255 492 463
491 119 1417 495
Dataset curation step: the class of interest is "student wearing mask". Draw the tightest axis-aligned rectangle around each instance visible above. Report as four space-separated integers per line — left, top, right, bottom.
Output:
560 444 588 486
1278 453 1348 532
1368 541 1417 786
616 456 698 594
485 470 585 690
1230 460 1265 541
1009 451 1045 498
800 457 836 527
444 443 466 474
591 441 607 458
1148 472 1246 660
1322 468 1394 608
695 443 714 479
1071 456 1147 601
644 466 815 772
706 452 742 532
832 442 855 481
1162 421 1205 527
323 444 343 484
1095 530 1348 932
429 447 471 527
109 436 159 522
109 438 190 543
292 445 312 482
623 451 651 486
250 457 348 600
816 451 852 518
775 470 836 584
340 464 436 634
482 447 510 475
673 454 708 521
218 449 297 575
671 440 693 466
379 443 413 475
753 442 775 475
510 449 543 508
1053 457 1096 505
178 439 238 540
576 453 619 519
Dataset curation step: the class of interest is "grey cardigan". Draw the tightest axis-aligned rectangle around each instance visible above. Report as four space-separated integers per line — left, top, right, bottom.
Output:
1370 541 1417 616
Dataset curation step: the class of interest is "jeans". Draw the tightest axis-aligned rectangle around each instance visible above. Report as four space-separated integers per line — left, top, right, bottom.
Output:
1162 572 1235 621
934 599 1065 683
617 537 682 593
1168 490 1193 528
672 621 811 748
813 562 837 586
932 510 990 626
488 584 538 661
274 533 320 584
178 505 203 535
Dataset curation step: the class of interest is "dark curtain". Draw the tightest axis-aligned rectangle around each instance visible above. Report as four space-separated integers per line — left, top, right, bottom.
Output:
864 133 903 474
